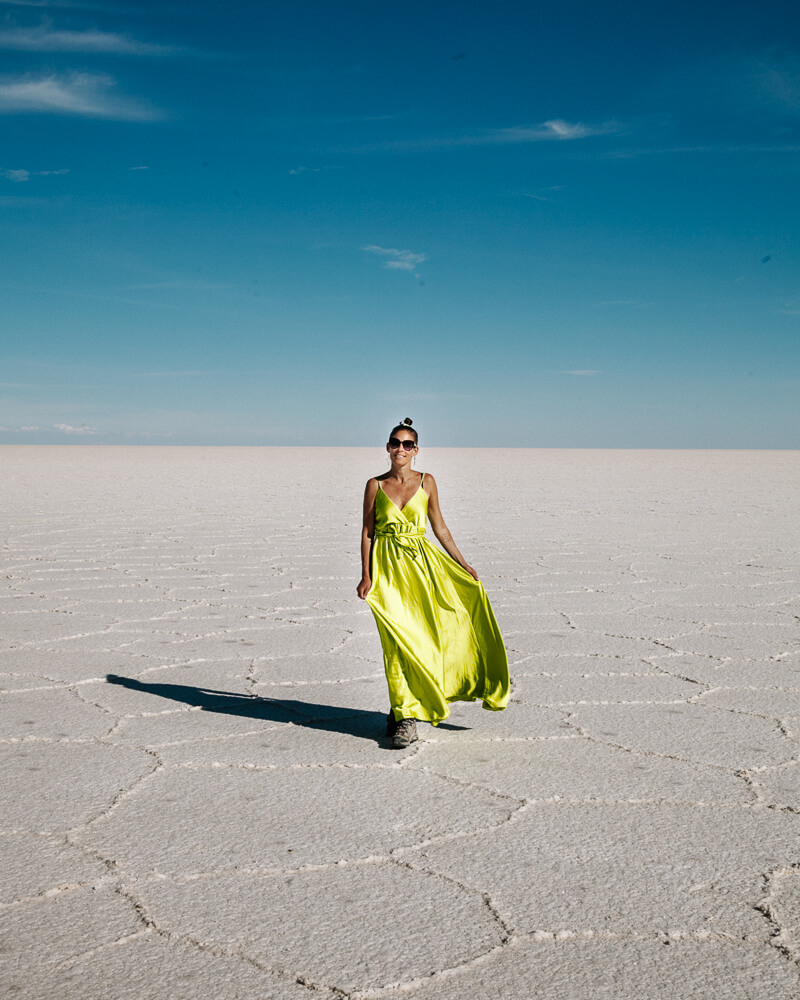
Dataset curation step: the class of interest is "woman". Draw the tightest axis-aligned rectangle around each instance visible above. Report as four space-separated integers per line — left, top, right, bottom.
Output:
357 418 509 748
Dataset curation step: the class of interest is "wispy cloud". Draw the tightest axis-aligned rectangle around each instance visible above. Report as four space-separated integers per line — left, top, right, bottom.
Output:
1 165 69 181
363 245 427 271
54 422 98 434
756 60 800 114
646 50 800 150
289 165 342 176
0 26 173 54
489 119 620 143
713 51 800 115
361 119 623 152
522 184 564 201
0 72 161 119
563 369 601 376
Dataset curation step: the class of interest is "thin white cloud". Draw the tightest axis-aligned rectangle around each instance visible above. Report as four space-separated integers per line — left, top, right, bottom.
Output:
54 422 98 434
673 51 800 119
756 61 800 113
491 119 620 143
522 185 565 201
0 72 161 120
20 425 40 431
1 165 69 181
363 245 427 271
362 119 623 152
563 369 601 376
289 165 341 176
0 26 173 54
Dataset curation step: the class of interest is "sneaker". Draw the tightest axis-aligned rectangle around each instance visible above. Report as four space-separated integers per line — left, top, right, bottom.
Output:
391 717 418 749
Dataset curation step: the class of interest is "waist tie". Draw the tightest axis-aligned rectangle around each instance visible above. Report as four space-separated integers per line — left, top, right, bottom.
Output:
374 524 426 558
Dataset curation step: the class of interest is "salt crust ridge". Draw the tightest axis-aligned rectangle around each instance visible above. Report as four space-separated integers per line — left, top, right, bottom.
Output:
1 446 799 998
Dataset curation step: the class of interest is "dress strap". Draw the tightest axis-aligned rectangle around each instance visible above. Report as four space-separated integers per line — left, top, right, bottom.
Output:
420 472 425 487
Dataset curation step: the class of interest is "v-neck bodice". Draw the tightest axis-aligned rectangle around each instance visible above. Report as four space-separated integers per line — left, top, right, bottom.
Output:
375 478 427 531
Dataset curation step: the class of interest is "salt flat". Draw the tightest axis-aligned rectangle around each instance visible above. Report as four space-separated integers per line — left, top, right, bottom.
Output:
1 445 799 999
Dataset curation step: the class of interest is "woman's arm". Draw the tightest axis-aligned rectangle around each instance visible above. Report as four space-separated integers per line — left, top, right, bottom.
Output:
425 474 479 580
356 478 379 599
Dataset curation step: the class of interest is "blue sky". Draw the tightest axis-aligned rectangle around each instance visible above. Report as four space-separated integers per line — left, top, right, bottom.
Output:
1 0 799 447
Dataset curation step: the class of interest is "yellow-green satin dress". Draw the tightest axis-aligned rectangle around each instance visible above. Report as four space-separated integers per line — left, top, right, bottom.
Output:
366 475 509 724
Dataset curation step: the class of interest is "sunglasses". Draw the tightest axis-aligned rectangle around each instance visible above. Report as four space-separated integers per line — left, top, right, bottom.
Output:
388 437 417 451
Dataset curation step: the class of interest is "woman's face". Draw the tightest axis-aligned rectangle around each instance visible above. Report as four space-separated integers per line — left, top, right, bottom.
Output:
386 430 418 464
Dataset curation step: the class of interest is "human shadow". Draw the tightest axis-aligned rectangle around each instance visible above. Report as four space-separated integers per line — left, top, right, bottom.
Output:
106 674 384 741
105 674 469 741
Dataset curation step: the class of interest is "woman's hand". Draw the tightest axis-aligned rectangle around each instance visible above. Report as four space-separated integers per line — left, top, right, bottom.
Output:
463 564 479 581
356 576 372 599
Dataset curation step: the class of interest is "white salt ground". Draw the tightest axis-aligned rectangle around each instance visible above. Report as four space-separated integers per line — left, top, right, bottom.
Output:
1 445 799 999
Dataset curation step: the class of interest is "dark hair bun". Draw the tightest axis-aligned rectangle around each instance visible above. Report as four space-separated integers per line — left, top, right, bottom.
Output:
388 418 418 443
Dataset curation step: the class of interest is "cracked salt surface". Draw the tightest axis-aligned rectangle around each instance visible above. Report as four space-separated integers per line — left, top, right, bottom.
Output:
1 446 799 999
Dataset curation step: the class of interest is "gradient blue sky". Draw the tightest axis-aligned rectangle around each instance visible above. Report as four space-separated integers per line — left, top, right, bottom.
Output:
1 0 799 446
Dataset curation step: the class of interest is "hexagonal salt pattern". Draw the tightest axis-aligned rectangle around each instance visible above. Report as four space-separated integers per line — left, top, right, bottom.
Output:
404 938 800 1000
139 864 505 994
77 766 514 876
